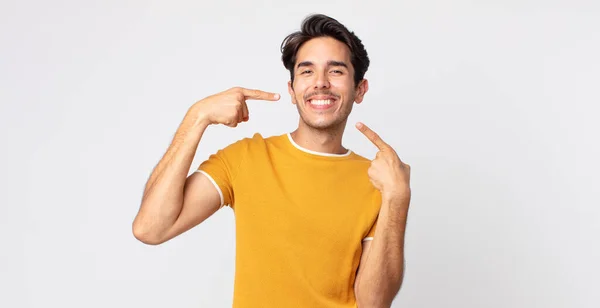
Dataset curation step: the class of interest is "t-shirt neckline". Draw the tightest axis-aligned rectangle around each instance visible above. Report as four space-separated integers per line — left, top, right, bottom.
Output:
286 133 353 157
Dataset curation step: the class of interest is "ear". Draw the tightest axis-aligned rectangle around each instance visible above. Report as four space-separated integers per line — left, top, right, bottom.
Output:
288 81 296 105
354 79 369 104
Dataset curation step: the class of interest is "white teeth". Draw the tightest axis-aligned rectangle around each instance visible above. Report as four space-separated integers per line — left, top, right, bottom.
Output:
311 99 332 105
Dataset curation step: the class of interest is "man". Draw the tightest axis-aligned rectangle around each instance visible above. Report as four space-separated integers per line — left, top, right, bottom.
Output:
132 14 411 308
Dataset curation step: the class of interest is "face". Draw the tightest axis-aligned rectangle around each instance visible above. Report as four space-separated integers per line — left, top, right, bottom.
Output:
288 36 368 131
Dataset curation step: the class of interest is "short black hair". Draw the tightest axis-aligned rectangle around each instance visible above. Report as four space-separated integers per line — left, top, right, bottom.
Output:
280 14 370 87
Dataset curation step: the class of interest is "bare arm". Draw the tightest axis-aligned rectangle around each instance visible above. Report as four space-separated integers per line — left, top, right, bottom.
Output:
132 109 218 245
132 87 280 245
354 197 409 307
353 122 411 307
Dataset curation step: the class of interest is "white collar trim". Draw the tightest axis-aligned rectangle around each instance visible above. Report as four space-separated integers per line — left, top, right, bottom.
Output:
286 133 352 157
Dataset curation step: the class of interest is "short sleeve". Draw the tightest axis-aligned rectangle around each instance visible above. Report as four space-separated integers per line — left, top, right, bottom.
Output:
363 218 377 242
195 138 249 208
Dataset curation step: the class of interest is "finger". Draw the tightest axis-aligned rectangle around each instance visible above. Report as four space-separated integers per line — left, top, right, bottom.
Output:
235 104 243 123
225 118 238 128
241 102 249 122
355 122 389 150
240 88 280 101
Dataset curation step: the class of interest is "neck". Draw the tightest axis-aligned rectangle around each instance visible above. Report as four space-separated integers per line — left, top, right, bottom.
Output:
290 120 348 155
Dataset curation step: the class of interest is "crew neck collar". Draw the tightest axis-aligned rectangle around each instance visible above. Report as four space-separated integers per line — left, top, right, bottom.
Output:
286 133 352 157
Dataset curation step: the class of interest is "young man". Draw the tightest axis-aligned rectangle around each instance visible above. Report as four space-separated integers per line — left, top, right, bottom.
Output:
133 14 411 308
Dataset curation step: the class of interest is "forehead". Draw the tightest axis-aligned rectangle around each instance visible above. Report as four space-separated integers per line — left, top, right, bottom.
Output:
295 37 352 66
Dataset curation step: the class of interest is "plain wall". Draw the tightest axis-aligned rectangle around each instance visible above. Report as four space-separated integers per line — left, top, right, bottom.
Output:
1 0 599 307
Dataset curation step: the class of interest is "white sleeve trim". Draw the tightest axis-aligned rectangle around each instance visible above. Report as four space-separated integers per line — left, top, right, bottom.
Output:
362 237 374 242
195 170 224 207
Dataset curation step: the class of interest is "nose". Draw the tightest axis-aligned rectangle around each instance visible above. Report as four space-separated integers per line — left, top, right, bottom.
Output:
314 71 330 89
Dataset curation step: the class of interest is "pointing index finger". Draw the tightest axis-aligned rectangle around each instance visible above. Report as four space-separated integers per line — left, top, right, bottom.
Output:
241 88 280 101
356 122 389 151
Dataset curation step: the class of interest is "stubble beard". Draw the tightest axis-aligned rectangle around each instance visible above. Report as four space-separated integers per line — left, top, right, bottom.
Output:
294 96 354 132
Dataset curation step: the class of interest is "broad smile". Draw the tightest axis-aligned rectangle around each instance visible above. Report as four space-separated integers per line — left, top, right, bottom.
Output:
306 95 338 110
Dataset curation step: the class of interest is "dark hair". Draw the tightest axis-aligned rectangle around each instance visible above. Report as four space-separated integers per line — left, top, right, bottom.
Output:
280 14 370 87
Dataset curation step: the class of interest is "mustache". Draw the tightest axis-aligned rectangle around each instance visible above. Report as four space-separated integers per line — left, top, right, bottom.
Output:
303 91 340 101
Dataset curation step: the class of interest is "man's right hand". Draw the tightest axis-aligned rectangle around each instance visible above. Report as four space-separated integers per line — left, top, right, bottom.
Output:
192 87 280 127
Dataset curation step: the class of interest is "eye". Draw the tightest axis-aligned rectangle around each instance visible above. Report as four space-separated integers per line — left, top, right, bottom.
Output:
300 70 312 74
331 70 343 74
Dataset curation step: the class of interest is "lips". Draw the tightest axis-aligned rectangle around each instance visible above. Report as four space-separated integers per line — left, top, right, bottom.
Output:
306 96 336 110
307 95 337 102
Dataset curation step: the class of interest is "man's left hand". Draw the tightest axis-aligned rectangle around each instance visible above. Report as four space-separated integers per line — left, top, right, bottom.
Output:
356 122 411 204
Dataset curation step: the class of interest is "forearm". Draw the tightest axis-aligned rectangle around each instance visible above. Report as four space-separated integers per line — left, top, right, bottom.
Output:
356 194 409 307
133 109 209 242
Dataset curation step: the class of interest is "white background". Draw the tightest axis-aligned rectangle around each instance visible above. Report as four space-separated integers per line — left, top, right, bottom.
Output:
1 0 599 307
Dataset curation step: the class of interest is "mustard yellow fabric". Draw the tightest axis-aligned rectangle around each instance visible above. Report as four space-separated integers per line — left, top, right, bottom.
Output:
197 133 380 307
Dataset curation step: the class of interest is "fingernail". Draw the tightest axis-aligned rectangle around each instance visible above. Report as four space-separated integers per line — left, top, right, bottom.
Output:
274 94 280 99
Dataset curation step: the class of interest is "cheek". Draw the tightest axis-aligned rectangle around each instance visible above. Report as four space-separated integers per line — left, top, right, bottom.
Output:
293 83 309 98
330 79 352 94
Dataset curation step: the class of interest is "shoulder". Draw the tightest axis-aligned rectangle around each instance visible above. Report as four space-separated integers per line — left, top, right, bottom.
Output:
345 152 374 171
219 132 283 154
348 152 372 162
223 132 268 148
244 132 288 149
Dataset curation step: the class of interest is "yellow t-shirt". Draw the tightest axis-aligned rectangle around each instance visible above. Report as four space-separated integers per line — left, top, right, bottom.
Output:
197 132 381 308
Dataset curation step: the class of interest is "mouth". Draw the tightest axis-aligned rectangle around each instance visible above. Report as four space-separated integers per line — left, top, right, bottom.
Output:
306 96 338 110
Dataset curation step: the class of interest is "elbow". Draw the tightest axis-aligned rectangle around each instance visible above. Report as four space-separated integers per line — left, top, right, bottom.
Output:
132 219 165 245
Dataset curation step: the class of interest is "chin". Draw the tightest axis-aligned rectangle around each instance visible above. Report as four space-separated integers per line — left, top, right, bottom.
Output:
295 100 351 130
301 115 347 130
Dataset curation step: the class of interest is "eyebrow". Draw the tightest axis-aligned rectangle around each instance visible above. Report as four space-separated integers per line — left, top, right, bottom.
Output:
296 60 349 69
